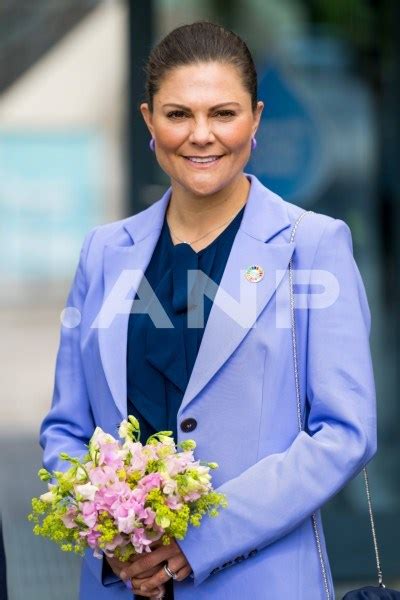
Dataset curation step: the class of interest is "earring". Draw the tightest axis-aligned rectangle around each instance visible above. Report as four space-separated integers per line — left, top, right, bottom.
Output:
251 137 257 151
149 137 155 152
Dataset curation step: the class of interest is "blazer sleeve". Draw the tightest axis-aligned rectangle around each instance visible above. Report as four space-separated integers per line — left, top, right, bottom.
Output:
39 226 120 587
176 218 378 587
39 227 98 472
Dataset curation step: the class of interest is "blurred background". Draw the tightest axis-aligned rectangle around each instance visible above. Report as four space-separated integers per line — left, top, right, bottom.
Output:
0 0 399 598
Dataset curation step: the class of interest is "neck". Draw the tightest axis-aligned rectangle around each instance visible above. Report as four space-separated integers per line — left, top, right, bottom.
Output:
166 173 250 237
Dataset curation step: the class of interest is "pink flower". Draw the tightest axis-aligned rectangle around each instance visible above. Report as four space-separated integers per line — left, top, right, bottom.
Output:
81 501 98 529
130 528 153 553
94 481 131 511
87 530 101 547
131 487 147 503
61 506 78 529
138 473 162 493
98 442 123 470
165 451 194 476
117 513 137 534
89 465 118 486
104 534 124 552
113 503 129 518
103 536 130 557
79 529 101 549
141 507 156 526
125 442 147 471
183 492 202 502
166 496 184 510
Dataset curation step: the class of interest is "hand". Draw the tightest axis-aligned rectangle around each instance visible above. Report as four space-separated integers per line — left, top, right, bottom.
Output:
105 540 167 598
119 538 193 597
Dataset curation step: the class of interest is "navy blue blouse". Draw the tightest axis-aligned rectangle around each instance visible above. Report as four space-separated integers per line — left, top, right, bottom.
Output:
126 203 246 444
125 204 245 599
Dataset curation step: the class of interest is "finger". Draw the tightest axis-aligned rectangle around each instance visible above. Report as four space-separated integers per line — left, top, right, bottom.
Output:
174 564 193 581
106 553 143 580
139 553 189 592
106 551 143 570
150 586 166 600
135 567 160 579
138 562 180 593
130 565 162 587
137 567 169 594
120 545 173 579
106 557 128 578
149 538 165 549
131 582 165 598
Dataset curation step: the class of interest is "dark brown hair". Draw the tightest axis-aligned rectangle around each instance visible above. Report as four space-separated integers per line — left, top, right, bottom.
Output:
143 20 258 113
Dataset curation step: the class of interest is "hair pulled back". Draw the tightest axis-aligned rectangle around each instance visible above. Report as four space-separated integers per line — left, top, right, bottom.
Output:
143 20 258 113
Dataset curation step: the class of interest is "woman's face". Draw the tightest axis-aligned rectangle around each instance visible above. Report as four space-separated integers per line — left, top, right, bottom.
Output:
140 61 264 197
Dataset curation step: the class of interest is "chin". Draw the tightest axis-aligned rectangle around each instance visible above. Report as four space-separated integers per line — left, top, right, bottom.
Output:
180 173 231 197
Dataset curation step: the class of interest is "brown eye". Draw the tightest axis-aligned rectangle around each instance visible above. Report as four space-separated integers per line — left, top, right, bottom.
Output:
216 110 235 117
167 110 187 119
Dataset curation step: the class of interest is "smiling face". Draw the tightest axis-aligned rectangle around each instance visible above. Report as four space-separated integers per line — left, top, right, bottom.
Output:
140 61 263 198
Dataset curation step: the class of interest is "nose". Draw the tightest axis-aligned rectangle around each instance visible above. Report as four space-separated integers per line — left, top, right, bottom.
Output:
189 117 215 145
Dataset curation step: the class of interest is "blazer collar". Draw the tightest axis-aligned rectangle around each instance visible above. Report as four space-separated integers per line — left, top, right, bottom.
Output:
122 172 291 246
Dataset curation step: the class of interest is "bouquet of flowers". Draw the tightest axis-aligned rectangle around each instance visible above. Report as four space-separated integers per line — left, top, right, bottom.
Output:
28 416 228 562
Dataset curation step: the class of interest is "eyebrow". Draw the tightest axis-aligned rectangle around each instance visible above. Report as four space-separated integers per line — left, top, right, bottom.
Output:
162 102 241 110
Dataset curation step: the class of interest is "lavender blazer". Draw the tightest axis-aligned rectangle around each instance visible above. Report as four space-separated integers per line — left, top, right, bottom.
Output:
39 172 377 599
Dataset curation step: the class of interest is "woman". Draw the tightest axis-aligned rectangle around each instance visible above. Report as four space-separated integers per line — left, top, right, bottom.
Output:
39 21 377 600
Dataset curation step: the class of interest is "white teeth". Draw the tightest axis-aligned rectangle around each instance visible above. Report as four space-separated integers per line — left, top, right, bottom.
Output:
186 156 220 163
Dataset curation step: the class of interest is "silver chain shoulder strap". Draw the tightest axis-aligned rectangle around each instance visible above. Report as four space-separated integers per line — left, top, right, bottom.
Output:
288 210 385 598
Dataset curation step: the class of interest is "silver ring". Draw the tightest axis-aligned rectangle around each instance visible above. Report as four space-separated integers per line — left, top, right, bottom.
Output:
163 562 178 580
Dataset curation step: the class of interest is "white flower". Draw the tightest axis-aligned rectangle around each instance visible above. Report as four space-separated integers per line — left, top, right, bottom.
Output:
117 514 137 534
118 419 132 440
162 477 177 495
90 426 104 447
75 482 98 501
195 465 211 486
157 434 175 446
40 490 55 503
90 427 115 448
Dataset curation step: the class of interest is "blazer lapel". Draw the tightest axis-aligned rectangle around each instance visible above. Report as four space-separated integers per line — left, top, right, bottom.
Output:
97 188 171 418
177 174 295 418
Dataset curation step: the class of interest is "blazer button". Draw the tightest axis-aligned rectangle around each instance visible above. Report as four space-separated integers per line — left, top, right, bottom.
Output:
180 418 197 432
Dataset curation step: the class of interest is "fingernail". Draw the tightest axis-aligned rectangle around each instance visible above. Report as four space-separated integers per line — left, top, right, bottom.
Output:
120 571 127 580
141 585 148 591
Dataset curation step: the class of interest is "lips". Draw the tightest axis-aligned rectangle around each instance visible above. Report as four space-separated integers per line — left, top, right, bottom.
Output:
183 155 224 167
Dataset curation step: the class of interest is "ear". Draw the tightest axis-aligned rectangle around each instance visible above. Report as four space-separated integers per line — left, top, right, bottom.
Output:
253 101 264 136
140 103 155 137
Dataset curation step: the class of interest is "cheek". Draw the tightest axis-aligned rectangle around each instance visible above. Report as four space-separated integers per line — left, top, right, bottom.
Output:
156 124 187 150
215 124 253 150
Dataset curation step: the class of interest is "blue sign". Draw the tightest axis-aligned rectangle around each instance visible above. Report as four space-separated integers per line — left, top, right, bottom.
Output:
0 131 103 280
248 61 328 203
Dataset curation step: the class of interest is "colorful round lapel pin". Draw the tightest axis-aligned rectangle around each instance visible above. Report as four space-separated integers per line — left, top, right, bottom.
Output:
244 265 265 283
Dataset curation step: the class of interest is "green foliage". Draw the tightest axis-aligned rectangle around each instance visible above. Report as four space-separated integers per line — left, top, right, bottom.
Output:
28 499 86 556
